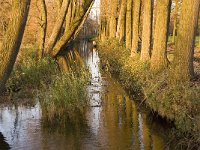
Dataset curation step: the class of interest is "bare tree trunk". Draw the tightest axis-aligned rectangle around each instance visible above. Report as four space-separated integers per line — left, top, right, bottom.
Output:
126 0 132 49
72 2 93 40
172 0 200 81
140 0 153 61
116 0 127 42
38 0 47 59
0 0 31 94
46 0 70 54
131 0 141 57
50 0 94 57
172 0 178 43
65 1 72 32
150 0 171 71
109 0 118 38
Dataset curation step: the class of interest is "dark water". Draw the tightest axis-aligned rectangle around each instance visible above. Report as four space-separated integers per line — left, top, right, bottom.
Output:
0 41 175 150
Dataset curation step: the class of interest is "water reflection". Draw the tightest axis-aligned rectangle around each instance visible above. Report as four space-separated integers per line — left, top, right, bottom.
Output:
0 41 176 149
0 132 10 149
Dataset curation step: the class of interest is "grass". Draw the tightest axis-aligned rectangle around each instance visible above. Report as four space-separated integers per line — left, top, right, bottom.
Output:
98 39 200 147
5 46 90 122
168 36 200 46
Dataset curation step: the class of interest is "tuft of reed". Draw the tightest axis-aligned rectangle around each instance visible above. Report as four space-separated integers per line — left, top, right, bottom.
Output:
6 46 90 123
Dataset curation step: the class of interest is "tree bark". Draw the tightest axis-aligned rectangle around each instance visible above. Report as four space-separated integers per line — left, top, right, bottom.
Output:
65 1 72 32
172 0 200 81
116 0 127 42
126 0 132 49
140 0 153 61
0 0 31 94
131 0 141 57
38 0 47 59
50 0 94 57
150 0 171 71
46 0 70 54
109 0 118 38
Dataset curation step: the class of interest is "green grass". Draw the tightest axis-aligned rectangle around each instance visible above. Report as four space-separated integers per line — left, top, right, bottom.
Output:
6 47 90 122
168 36 200 46
98 39 200 133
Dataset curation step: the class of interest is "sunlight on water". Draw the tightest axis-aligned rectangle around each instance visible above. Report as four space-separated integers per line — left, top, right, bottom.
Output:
0 41 174 150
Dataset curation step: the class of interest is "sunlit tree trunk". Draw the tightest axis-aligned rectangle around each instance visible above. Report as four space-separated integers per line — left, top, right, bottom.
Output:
46 0 70 54
65 1 72 32
172 0 178 43
116 0 126 42
50 0 94 57
126 0 132 49
131 0 141 57
172 0 200 81
151 0 171 71
38 0 47 59
109 0 118 38
0 0 31 94
72 2 93 40
140 0 153 61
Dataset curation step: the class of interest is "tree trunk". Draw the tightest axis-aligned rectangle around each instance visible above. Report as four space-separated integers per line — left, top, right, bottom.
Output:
126 0 132 49
140 0 153 61
46 0 70 54
109 0 118 38
0 0 31 94
50 0 94 57
65 1 72 32
172 0 178 43
38 0 47 59
116 0 127 42
72 2 93 40
131 0 141 57
150 0 171 71
172 0 200 81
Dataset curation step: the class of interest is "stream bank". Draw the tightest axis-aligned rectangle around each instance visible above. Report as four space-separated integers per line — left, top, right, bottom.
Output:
0 41 196 149
98 39 200 149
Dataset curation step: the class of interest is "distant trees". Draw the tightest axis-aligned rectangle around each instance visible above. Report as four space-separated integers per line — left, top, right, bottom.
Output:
99 0 200 79
0 0 31 94
0 0 94 95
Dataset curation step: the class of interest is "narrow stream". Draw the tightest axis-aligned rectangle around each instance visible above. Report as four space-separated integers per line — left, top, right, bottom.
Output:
0 41 174 150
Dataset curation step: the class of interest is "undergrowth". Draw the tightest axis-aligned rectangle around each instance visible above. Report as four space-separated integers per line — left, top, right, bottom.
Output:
98 39 200 144
6 47 90 122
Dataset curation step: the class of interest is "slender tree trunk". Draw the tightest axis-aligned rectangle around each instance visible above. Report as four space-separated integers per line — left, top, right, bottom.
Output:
126 0 132 49
65 1 72 32
38 0 47 59
46 0 70 54
116 0 127 42
131 0 141 57
0 0 31 94
172 0 200 81
150 0 171 71
50 0 94 57
140 0 153 61
109 0 118 38
172 0 178 43
72 2 93 40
